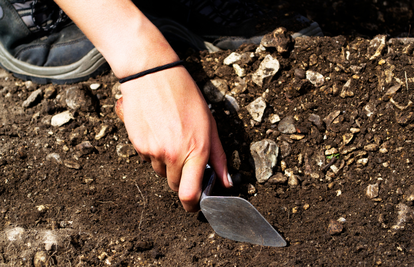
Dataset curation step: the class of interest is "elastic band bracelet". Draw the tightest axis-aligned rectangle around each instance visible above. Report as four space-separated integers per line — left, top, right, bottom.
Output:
119 60 184 84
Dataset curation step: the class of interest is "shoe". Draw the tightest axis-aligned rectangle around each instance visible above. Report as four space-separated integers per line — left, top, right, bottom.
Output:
0 0 108 84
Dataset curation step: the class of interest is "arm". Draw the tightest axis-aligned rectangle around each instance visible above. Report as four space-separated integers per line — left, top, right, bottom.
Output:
54 0 232 211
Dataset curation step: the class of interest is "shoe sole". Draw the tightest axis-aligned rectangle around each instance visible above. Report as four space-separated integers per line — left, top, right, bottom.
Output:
0 42 109 84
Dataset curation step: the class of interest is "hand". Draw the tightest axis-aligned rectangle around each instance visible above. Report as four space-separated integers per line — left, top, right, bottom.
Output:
118 65 232 211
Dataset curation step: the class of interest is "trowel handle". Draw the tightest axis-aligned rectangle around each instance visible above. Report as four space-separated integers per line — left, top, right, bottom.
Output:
200 164 216 200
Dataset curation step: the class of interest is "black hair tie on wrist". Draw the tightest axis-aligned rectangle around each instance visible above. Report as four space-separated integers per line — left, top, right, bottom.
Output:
119 60 184 84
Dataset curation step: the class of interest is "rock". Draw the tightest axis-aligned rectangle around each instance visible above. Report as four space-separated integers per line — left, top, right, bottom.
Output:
308 113 324 130
306 70 324 87
286 170 299 188
383 84 401 100
22 88 42 108
250 139 279 183
224 95 240 113
75 141 95 156
391 203 414 230
268 172 287 184
323 110 341 128
231 150 241 170
396 112 414 125
294 68 306 79
343 133 354 145
366 184 379 199
279 141 291 158
252 54 280 87
246 97 266 122
203 79 228 103
363 102 377 117
44 85 57 99
232 64 246 77
64 160 81 170
328 219 344 235
325 147 338 155
51 110 73 127
65 86 96 112
356 158 369 167
46 153 62 164
260 27 293 53
33 251 48 267
223 52 242 65
247 184 256 195
90 83 101 90
112 82 122 99
278 116 296 134
369 35 386 60
340 79 354 98
269 113 280 124
364 143 379 151
290 134 305 140
116 143 137 158
95 125 111 140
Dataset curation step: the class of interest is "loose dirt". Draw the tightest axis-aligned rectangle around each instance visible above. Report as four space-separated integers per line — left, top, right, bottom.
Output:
1 1 414 266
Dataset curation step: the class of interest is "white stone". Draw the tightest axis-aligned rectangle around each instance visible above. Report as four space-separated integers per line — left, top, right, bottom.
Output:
252 54 280 87
246 97 266 122
306 70 324 87
232 64 246 77
269 114 281 124
223 52 242 65
51 110 73 127
90 83 101 90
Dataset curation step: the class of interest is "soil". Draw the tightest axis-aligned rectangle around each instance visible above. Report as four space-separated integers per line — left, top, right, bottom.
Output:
1 0 414 266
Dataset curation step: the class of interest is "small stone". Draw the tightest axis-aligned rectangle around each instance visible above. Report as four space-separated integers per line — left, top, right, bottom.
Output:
268 172 287 184
280 160 287 172
64 160 81 170
260 27 293 54
278 116 296 134
364 143 379 152
290 134 305 140
95 125 110 140
252 54 280 87
247 184 256 195
223 52 242 65
33 251 48 267
384 84 401 100
112 82 122 99
343 133 354 145
246 97 266 122
269 114 280 124
325 148 338 155
232 64 246 77
323 110 341 128
303 203 310 210
116 143 137 158
308 113 324 130
250 139 279 183
328 219 343 235
22 89 42 108
90 83 101 90
203 79 228 103
340 79 354 98
363 102 377 118
51 110 73 127
306 70 324 87
46 153 62 164
231 150 241 170
356 158 369 166
287 174 299 188
294 68 306 79
65 86 96 112
350 128 360 133
391 203 414 230
75 141 95 156
366 184 379 199
44 85 57 99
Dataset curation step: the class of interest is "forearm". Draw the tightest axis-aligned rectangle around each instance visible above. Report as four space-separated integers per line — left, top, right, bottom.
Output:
53 0 179 78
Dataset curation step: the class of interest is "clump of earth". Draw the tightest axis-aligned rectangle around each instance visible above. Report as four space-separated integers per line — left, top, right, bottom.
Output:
0 0 414 266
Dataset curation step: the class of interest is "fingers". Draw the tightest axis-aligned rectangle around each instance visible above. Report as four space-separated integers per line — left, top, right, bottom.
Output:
208 115 232 188
151 159 166 178
178 155 209 212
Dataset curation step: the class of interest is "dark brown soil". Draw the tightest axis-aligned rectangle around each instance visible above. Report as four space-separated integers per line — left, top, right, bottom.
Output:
1 1 414 266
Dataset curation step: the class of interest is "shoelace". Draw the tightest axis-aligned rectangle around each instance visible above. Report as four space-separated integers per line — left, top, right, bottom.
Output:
181 0 262 27
11 0 68 33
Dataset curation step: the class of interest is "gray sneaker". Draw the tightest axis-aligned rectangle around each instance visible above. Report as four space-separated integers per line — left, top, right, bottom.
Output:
0 0 108 84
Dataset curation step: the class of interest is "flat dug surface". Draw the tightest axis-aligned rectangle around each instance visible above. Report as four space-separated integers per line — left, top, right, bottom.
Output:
1 1 414 266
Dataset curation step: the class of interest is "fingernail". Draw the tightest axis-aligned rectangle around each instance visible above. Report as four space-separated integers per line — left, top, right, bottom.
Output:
227 173 233 187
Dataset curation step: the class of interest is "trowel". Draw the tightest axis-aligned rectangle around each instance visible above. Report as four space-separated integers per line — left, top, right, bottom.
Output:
200 165 287 247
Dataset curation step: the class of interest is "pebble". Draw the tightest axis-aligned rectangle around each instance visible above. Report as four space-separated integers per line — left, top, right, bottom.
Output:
232 64 246 77
252 54 280 87
269 113 280 124
95 125 110 140
260 27 293 54
65 86 95 112
290 134 305 140
22 89 42 108
224 95 240 113
51 110 73 127
363 102 376 117
64 160 81 170
325 147 338 155
250 139 279 183
268 172 287 184
116 143 137 158
366 184 379 199
203 79 228 103
223 52 242 65
294 68 306 79
287 174 299 188
246 97 266 122
75 141 95 156
44 85 57 99
112 82 122 99
231 150 241 170
308 114 324 130
323 110 341 128
278 116 296 134
306 70 324 87
340 79 354 98
247 184 256 195
342 133 354 145
364 143 379 151
46 153 62 164
328 219 343 235
356 158 369 167
384 84 401 100
391 203 413 230
33 251 48 267
90 83 101 90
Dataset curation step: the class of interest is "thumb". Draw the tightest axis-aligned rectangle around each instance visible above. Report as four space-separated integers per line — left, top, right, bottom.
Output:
178 156 209 212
